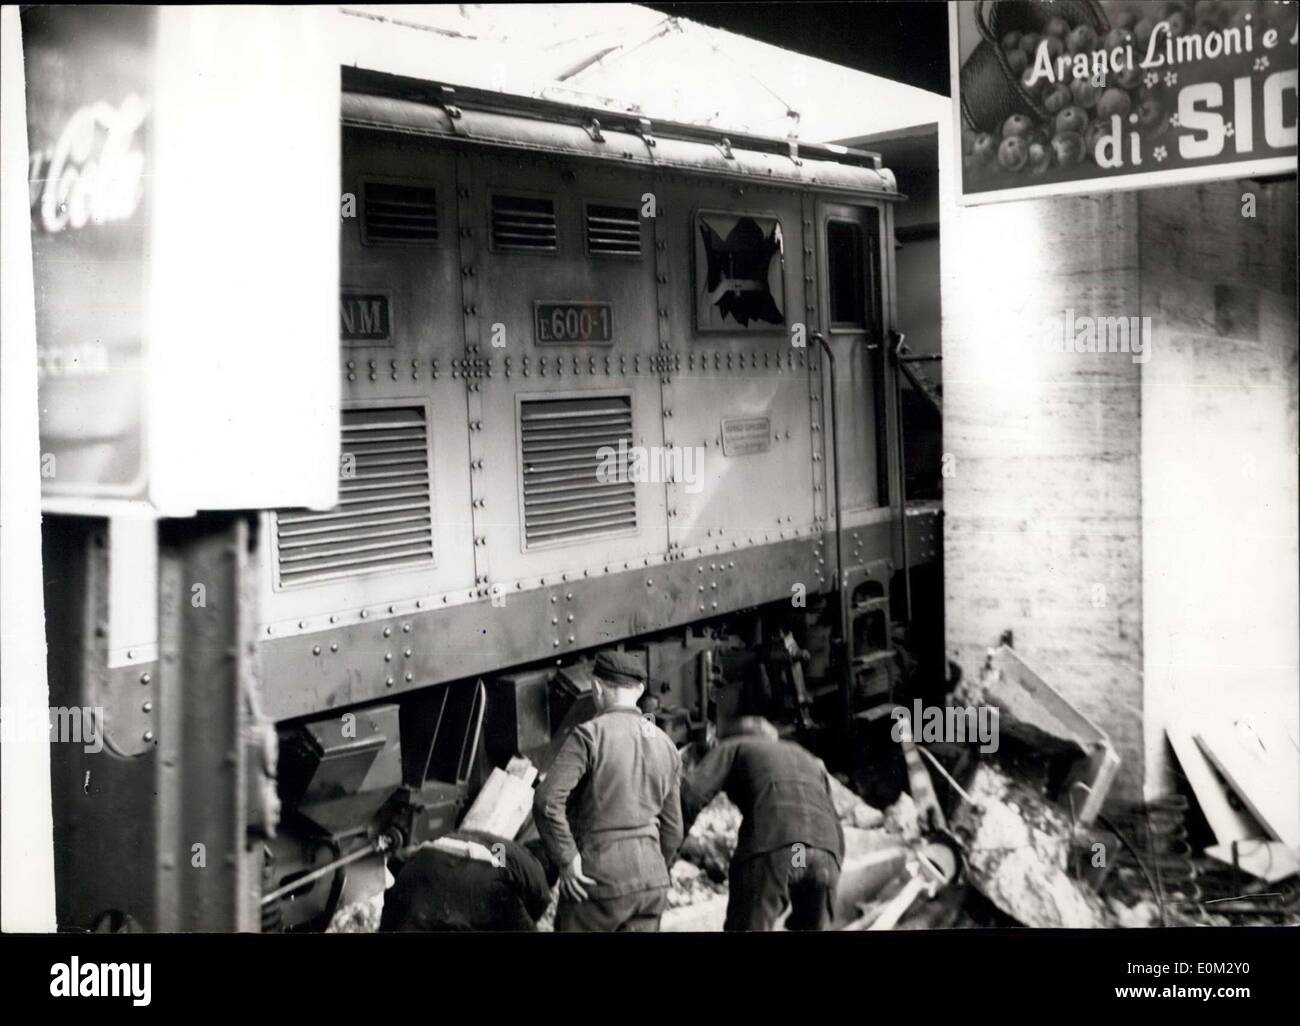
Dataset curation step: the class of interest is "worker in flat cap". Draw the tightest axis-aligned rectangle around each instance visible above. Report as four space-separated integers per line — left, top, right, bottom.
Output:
683 715 844 931
534 649 684 932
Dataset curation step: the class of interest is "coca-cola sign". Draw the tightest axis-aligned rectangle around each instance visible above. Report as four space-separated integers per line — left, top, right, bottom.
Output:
23 5 155 503
30 95 148 234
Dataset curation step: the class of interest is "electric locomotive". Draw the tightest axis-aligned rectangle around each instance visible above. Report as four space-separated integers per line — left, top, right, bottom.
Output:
41 65 941 932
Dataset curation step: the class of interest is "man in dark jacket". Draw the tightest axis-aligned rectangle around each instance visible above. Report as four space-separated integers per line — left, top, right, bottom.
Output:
683 716 844 931
534 649 684 932
379 829 553 932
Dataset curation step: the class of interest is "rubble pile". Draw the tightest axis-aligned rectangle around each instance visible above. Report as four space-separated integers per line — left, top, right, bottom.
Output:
666 780 906 929
882 792 921 842
326 891 384 933
829 774 885 830
951 763 1114 929
679 792 744 881
1106 897 1161 929
668 860 727 909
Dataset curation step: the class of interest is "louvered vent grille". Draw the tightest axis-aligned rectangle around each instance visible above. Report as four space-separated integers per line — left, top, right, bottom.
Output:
275 406 434 586
521 396 636 546
491 195 557 252
586 203 642 256
363 182 438 244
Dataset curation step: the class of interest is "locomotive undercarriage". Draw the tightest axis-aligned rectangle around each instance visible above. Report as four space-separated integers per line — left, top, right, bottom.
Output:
44 499 941 932
262 579 916 931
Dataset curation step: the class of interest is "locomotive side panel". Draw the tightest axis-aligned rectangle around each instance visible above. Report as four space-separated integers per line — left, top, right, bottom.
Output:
655 176 821 557
252 105 899 722
466 150 671 584
259 130 475 630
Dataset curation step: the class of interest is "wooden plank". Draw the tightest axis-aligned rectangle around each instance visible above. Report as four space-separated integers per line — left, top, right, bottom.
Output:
1195 719 1300 851
984 645 1119 824
1205 840 1299 884
460 766 535 840
833 828 909 925
459 769 508 833
1166 722 1261 847
505 756 539 789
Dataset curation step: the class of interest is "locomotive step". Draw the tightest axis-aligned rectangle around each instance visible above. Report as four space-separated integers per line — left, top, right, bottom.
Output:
852 649 897 670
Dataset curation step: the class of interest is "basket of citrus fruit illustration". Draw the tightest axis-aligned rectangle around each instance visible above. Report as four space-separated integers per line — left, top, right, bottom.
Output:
961 0 1111 133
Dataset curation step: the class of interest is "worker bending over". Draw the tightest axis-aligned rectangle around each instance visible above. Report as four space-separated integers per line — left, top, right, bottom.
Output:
684 716 844 931
534 650 684 932
379 829 553 932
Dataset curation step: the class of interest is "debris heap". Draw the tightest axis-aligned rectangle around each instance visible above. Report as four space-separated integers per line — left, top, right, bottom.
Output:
326 890 384 934
678 792 744 882
668 860 726 908
951 762 1113 929
830 773 885 830
882 792 921 842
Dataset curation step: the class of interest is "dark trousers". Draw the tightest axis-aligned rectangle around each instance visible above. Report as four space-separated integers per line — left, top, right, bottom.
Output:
555 887 668 932
725 846 840 932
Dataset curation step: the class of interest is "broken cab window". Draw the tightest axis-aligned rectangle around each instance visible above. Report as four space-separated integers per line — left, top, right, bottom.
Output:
827 219 866 327
695 212 785 330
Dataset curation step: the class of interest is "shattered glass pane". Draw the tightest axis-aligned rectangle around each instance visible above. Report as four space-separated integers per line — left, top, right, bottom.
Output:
695 213 785 329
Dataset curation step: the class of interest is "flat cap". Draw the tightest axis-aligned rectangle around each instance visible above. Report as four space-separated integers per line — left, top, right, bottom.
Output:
593 649 646 688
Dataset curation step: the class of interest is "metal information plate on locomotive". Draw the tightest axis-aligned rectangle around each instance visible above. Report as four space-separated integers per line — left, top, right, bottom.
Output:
340 291 391 343
534 301 614 344
721 416 772 456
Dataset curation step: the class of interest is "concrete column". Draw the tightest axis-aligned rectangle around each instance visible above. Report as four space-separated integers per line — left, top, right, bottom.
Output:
943 177 1298 806
943 191 1146 801
1139 179 1299 798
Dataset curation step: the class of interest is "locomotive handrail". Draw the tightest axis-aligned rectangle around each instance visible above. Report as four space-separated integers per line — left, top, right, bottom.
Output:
890 333 945 624
454 679 487 787
895 347 942 418
810 329 844 627
342 66 888 172
341 86 903 200
892 332 913 625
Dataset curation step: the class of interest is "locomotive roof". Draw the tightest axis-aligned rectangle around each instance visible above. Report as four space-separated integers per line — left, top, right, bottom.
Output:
342 68 900 200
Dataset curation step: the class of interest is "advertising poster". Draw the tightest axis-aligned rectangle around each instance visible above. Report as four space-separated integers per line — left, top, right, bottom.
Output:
951 0 1298 203
23 5 155 501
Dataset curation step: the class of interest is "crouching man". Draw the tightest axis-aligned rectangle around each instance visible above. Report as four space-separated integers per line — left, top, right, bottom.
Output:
534 650 684 932
683 716 844 931
379 829 553 932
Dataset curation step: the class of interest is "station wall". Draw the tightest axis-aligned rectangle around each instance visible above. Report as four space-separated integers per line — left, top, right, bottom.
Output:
1139 177 1299 797
943 175 1298 803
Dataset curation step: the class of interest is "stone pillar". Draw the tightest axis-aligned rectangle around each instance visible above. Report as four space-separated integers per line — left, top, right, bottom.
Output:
943 178 1298 805
1139 178 1299 797
943 191 1146 802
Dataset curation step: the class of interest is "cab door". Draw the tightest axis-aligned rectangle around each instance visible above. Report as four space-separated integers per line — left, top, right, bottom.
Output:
816 202 891 515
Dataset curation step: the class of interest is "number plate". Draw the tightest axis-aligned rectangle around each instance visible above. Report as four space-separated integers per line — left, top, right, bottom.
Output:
534 301 613 345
